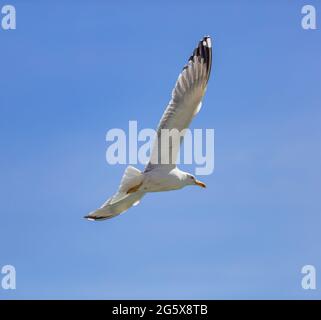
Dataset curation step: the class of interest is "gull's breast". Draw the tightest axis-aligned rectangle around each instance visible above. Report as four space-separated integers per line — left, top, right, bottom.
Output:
141 172 182 192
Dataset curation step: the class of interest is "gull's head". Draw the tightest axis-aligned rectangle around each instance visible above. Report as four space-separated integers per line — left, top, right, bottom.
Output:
185 174 206 188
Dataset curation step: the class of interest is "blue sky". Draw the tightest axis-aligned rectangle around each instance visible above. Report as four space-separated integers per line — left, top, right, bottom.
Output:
0 0 321 299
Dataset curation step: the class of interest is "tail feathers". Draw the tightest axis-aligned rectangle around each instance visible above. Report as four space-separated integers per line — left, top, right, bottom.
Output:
118 166 142 191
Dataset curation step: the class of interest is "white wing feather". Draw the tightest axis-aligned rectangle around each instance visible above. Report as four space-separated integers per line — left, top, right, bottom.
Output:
85 166 145 221
145 36 212 172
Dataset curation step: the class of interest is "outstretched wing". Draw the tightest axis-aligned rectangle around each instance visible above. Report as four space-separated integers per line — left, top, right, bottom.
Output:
145 36 212 172
84 191 145 221
85 166 145 221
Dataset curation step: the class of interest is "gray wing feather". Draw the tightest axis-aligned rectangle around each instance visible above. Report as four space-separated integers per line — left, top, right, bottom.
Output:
145 36 212 172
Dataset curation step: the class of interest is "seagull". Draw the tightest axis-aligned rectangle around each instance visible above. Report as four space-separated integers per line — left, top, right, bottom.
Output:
85 36 212 221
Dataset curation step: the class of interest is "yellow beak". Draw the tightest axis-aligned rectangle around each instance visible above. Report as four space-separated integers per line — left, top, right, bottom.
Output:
195 180 206 188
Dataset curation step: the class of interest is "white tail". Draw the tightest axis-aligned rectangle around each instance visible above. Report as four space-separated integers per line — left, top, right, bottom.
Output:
117 166 143 195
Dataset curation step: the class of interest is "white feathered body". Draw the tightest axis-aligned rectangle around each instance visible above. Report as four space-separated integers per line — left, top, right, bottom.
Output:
141 167 186 192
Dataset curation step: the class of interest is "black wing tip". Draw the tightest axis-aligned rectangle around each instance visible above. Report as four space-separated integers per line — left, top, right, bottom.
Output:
183 36 212 73
201 35 212 48
190 36 212 77
196 36 212 57
84 215 98 221
84 214 112 221
189 36 212 60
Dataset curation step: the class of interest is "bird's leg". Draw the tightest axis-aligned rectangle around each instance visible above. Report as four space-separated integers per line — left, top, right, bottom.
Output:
126 182 143 194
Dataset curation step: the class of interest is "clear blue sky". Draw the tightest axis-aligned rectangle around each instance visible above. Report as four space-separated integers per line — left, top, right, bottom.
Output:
1 0 321 299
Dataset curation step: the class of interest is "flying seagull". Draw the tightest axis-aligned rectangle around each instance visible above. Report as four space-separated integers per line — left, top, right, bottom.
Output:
85 36 212 221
